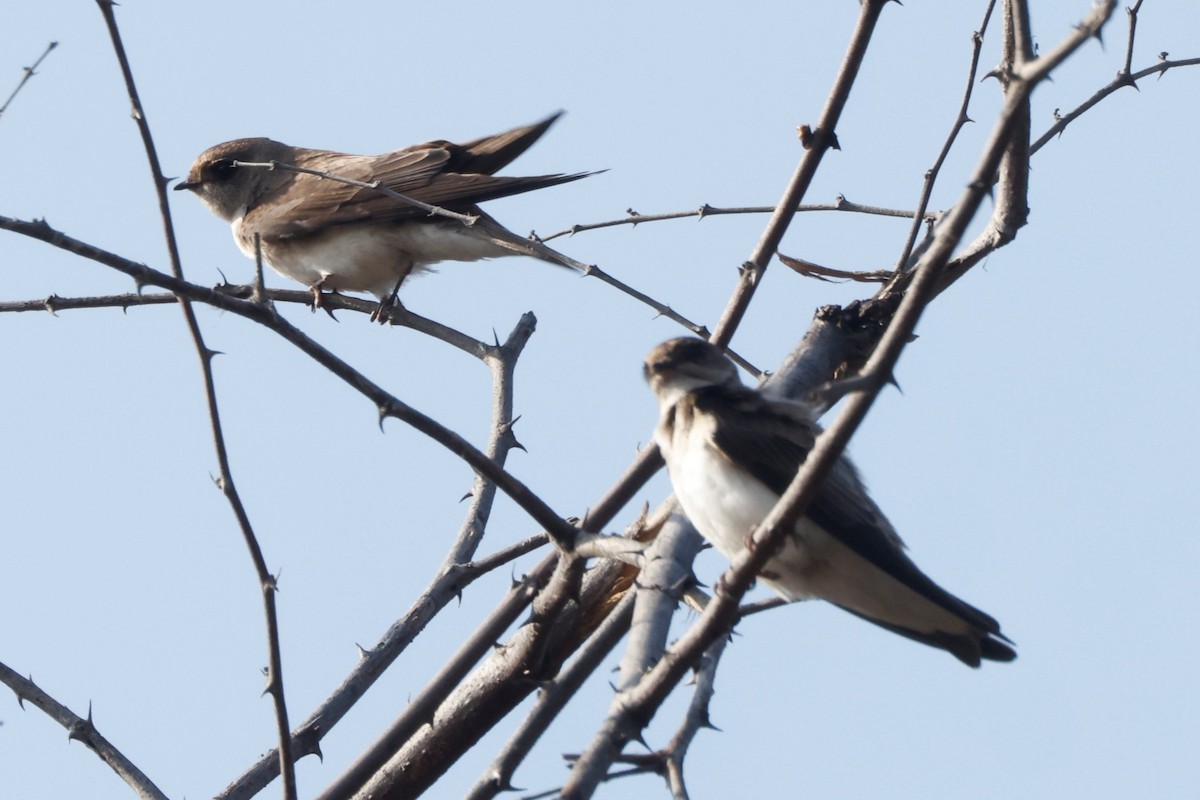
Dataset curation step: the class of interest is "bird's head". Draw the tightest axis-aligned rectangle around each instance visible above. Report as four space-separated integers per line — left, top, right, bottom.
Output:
174 138 293 221
643 337 741 408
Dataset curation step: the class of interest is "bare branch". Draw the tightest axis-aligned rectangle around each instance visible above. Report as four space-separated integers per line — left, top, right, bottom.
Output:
92 2 299 794
0 215 581 551
539 198 935 243
1031 57 1199 153
888 0 997 277
0 661 169 800
615 510 704 691
0 40 57 121
464 591 638 800
709 0 891 348
1122 0 1145 76
656 634 730 800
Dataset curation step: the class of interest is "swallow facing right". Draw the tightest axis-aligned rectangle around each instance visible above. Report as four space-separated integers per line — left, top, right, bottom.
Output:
645 337 1016 667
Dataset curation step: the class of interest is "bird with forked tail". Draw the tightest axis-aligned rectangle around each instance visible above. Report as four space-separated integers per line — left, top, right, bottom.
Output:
644 337 1016 667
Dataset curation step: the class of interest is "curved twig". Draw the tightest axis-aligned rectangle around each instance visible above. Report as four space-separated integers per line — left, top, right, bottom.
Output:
538 198 935 243
93 0 302 794
0 216 580 547
0 661 169 800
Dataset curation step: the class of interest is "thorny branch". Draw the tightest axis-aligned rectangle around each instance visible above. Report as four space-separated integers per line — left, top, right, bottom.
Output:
3 0 1196 798
0 662 169 800
462 591 639 800
0 214 582 548
1031 4 1199 154
888 0 998 279
707 0 889 349
0 40 57 121
539 198 936 243
217 314 541 800
93 1 299 795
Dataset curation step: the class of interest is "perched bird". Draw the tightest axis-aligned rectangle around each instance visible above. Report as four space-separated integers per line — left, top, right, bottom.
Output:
644 337 1016 667
175 112 593 311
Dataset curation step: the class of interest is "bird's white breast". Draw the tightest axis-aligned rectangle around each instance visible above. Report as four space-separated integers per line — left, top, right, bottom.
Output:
656 402 981 635
657 408 820 600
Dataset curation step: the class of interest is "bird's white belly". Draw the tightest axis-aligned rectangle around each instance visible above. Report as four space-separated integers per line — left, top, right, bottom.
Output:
661 420 978 634
663 425 820 601
231 218 510 299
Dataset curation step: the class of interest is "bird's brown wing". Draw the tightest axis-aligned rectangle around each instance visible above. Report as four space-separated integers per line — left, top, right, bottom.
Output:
245 114 587 238
450 111 564 174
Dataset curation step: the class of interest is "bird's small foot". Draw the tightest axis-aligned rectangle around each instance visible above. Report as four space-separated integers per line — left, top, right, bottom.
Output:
372 277 406 324
309 284 325 313
370 295 405 324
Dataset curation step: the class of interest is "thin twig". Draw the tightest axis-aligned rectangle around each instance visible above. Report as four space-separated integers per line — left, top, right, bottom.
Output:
0 41 58 121
460 533 552 576
708 0 890 349
0 661 169 800
1122 0 1144 76
888 0 997 279
538 198 935 243
0 282 500 359
0 290 180 314
449 323 539 566
657 634 729 800
1031 57 1198 153
92 0 308 794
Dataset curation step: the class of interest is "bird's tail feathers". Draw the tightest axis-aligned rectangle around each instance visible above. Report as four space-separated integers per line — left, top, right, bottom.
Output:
836 605 1018 668
457 111 565 175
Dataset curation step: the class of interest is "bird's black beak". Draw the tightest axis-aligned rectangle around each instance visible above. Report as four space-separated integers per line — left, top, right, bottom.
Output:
173 179 198 192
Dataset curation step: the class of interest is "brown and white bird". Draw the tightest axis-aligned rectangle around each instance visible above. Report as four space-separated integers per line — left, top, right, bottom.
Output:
644 337 1016 667
175 112 593 308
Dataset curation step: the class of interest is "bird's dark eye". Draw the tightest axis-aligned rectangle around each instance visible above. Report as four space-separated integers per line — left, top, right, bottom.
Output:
209 159 237 181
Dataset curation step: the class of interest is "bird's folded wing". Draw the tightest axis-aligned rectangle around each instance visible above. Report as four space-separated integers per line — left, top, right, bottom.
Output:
247 140 588 237
700 385 1006 637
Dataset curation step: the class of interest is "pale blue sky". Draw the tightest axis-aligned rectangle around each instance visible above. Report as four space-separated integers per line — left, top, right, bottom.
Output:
2 2 1198 799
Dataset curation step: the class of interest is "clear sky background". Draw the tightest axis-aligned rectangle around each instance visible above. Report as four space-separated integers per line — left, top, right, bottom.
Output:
2 2 1198 799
